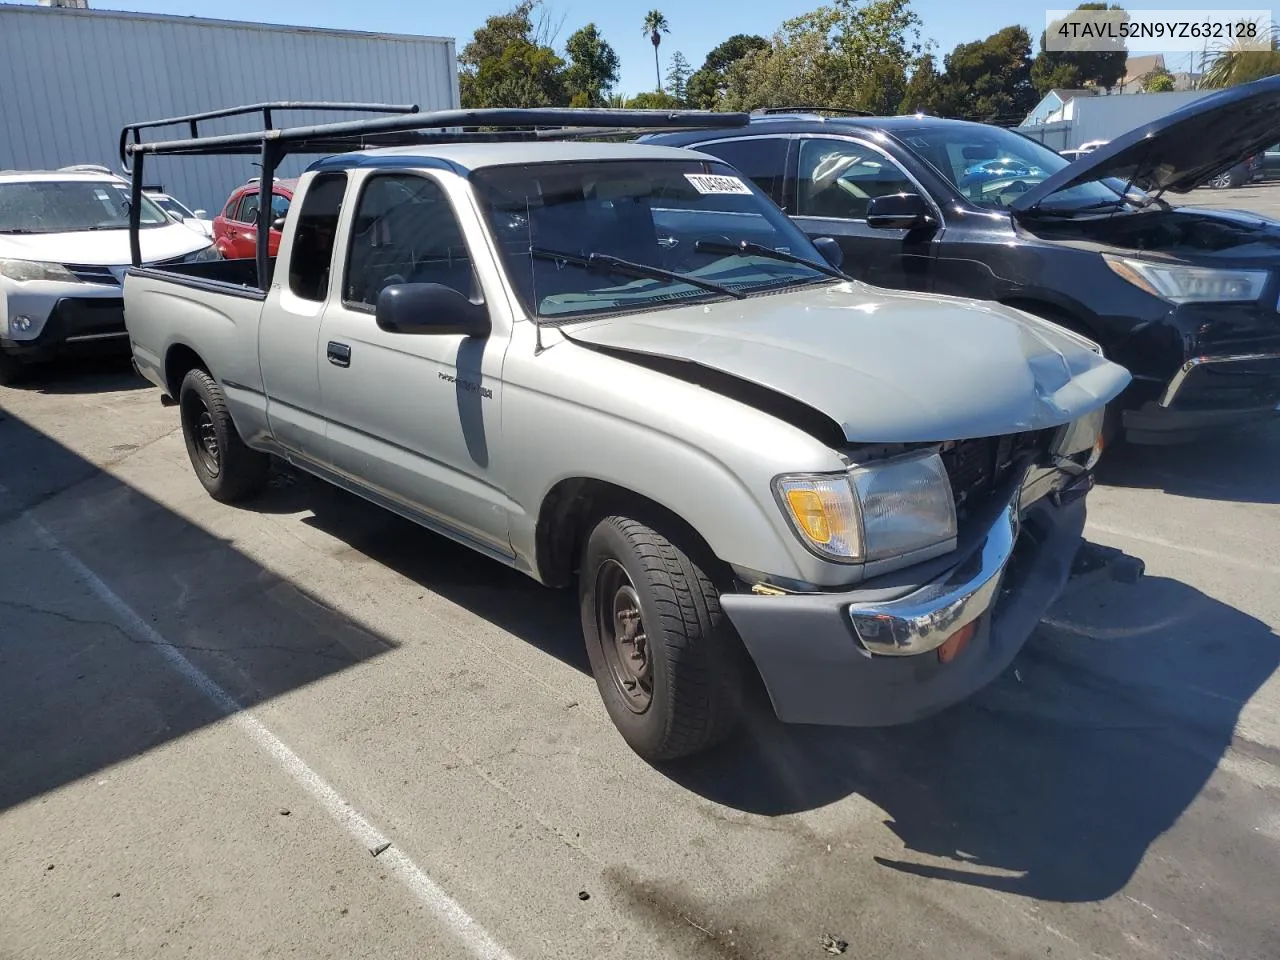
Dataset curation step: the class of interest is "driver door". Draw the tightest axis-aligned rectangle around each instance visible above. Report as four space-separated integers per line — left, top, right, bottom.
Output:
316 170 512 558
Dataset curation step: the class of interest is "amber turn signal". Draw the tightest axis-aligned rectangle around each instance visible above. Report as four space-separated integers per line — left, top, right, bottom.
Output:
937 620 977 664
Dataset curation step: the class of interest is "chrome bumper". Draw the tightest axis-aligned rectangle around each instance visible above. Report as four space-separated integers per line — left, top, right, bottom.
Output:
848 499 1017 657
1159 352 1280 408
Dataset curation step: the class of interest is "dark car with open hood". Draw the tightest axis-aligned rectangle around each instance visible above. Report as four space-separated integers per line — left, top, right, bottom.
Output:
642 77 1280 445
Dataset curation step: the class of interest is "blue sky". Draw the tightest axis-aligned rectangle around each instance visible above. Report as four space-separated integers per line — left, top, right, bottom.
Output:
80 0 1220 97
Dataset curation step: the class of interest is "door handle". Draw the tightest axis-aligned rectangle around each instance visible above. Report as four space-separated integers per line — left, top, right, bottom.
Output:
327 341 351 368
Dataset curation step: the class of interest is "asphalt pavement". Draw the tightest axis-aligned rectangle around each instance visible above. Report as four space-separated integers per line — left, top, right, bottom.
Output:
3 232 1280 957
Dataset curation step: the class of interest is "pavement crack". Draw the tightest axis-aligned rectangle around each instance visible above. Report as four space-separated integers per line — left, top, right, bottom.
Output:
0 598 360 665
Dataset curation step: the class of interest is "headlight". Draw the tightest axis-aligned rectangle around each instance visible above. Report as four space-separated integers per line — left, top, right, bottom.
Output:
1104 255 1267 303
181 245 221 263
0 259 80 283
775 450 957 563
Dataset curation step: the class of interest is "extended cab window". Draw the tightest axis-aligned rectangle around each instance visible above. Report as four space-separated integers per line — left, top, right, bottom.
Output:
343 173 474 309
795 139 915 220
288 173 346 302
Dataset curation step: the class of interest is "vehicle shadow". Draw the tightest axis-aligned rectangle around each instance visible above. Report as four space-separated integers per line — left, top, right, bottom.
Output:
0 405 396 814
286 474 589 673
660 572 1279 903
4 354 150 395
1095 418 1280 504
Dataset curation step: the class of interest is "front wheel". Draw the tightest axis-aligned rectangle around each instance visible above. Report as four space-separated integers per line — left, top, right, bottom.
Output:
579 515 744 762
178 368 268 503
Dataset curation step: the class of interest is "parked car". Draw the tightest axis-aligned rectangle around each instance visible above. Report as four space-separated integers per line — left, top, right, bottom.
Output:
212 177 294 259
122 105 1139 762
1259 144 1280 180
146 190 213 237
643 77 1280 444
0 167 219 384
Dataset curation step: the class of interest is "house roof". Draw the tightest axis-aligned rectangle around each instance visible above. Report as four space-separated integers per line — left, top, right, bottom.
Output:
1123 54 1166 83
1048 88 1098 102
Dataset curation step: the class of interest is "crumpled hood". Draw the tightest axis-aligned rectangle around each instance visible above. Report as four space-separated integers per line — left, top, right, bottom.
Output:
561 282 1132 444
0 222 210 266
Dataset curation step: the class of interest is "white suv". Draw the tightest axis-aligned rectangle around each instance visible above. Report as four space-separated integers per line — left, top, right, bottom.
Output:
0 167 219 383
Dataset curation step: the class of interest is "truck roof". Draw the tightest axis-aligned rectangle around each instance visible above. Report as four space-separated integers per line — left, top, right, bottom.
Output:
307 141 711 175
0 170 126 184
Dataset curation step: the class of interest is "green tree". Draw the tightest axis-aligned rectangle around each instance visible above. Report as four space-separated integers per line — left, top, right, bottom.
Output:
898 52 943 113
933 26 1038 122
666 51 692 104
1203 24 1280 87
686 34 768 108
1032 3 1128 95
719 0 925 114
458 1 566 107
563 23 620 107
642 10 670 92
627 91 683 109
1142 65 1176 92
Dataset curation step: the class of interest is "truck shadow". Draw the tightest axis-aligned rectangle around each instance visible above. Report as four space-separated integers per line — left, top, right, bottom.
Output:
662 573 1279 903
0 407 396 814
278 469 1280 905
1094 418 1280 504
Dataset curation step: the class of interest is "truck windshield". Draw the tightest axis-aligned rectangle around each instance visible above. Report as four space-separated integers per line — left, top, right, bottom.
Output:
470 159 837 321
0 180 170 234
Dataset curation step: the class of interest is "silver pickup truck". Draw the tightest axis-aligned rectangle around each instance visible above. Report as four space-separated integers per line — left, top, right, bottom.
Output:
120 105 1138 761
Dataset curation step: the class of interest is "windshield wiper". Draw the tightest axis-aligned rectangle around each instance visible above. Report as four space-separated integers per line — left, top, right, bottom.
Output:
693 238 849 281
529 247 746 299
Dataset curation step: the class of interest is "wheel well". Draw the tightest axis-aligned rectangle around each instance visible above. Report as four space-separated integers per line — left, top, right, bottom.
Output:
164 344 208 398
1000 298 1101 345
535 478 729 590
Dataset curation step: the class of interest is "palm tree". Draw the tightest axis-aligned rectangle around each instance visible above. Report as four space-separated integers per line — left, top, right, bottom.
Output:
642 11 670 93
1203 20 1280 87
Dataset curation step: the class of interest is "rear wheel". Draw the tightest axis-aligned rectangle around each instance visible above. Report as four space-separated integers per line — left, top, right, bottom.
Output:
579 515 744 762
178 368 268 503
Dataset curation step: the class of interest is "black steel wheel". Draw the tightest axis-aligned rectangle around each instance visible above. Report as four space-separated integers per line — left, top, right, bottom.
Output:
178 368 268 503
580 514 744 762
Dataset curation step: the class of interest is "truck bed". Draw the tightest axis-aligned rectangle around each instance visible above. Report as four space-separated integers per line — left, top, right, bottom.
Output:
136 257 275 292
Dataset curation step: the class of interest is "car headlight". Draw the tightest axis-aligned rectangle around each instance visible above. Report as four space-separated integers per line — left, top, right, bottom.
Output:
181 245 221 263
1103 255 1267 303
0 259 80 283
775 450 957 563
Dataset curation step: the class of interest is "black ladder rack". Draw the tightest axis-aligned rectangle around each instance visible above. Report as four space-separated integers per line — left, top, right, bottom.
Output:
119 102 750 274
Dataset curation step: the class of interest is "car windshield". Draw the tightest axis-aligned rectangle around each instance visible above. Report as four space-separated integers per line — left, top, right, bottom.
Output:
470 158 837 321
892 124 1144 212
0 180 170 234
153 196 195 219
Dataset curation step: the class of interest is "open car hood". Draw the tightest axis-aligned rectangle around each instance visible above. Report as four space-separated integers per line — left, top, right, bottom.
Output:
1011 75 1280 211
560 283 1131 444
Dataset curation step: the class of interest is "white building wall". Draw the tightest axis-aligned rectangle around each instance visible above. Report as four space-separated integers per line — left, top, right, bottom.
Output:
0 3 458 215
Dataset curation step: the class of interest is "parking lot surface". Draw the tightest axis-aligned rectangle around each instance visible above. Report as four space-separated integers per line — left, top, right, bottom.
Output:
4 204 1280 958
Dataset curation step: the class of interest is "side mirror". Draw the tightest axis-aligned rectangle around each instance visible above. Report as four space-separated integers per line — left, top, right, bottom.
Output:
375 283 491 338
271 216 287 232
865 193 933 231
812 237 844 270
193 209 207 220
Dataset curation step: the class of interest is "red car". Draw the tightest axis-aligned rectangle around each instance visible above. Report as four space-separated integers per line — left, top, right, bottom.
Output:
212 178 296 259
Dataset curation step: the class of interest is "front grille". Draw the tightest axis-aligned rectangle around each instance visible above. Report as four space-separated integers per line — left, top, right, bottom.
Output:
939 430 1055 520
62 263 120 285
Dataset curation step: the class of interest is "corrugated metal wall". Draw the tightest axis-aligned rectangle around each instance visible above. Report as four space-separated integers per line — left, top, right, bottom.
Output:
0 4 458 216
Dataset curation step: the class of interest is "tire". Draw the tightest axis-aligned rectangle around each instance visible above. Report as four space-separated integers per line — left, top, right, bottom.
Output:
178 368 268 503
579 515 744 762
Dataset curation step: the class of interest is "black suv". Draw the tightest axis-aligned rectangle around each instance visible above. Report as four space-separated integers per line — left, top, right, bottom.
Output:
643 79 1280 445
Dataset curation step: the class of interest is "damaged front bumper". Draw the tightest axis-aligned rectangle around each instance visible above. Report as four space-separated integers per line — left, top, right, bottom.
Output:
720 478 1143 727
